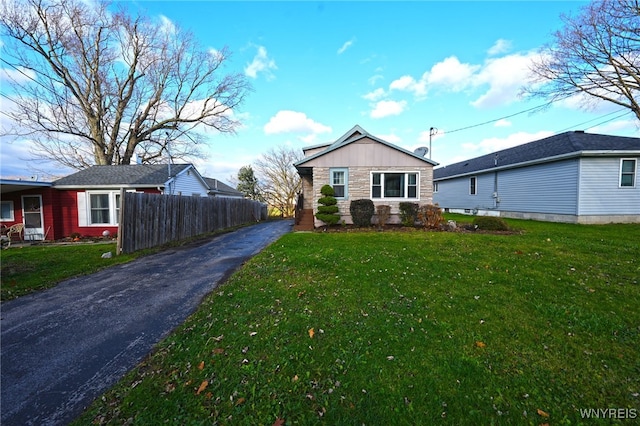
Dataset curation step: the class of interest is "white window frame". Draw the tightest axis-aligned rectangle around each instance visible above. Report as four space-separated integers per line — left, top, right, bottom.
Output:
83 191 123 226
1 200 14 221
469 176 477 195
433 182 439 193
620 159 637 188
370 171 420 200
330 168 348 199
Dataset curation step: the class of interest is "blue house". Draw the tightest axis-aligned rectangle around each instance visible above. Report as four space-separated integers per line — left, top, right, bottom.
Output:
433 131 640 224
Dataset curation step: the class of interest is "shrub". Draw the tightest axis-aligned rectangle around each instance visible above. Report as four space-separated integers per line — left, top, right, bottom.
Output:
320 185 335 196
399 202 419 227
318 196 337 206
417 204 444 229
473 216 510 231
317 205 339 214
350 199 375 227
375 205 391 229
316 184 340 225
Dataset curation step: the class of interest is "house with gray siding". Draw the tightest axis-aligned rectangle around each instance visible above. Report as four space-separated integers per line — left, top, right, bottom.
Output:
294 125 438 229
433 131 640 224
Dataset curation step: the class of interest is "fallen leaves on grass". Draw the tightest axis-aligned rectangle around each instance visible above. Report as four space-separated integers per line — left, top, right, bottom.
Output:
475 341 487 348
272 419 285 426
537 408 549 417
308 328 315 338
196 380 208 395
198 361 205 370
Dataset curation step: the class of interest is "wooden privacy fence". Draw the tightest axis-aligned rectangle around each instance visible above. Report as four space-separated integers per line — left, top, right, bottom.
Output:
117 191 267 254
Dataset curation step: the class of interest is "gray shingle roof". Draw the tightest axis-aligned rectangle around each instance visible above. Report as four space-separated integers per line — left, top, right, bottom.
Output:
434 131 640 180
53 164 192 187
202 177 243 197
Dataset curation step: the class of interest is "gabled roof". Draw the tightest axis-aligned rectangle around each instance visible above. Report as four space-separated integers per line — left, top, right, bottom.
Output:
434 131 640 180
53 164 194 188
295 124 438 169
203 177 244 197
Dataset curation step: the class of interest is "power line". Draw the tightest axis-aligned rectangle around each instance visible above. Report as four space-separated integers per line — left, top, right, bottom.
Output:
555 108 628 133
443 101 555 134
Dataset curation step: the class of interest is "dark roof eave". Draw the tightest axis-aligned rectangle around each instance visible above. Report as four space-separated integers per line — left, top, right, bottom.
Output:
434 149 640 181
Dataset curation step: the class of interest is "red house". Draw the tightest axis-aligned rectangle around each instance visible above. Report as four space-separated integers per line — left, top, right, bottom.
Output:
0 164 240 242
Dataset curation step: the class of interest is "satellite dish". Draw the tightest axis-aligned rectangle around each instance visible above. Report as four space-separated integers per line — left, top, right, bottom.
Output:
414 146 429 157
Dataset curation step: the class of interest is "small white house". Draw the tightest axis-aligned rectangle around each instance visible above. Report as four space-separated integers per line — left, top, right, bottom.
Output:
433 131 640 224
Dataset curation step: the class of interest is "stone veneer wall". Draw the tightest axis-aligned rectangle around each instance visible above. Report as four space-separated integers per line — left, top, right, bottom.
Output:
312 166 434 227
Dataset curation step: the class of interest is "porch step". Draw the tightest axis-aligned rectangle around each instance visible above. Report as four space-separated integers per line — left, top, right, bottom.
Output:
294 209 314 231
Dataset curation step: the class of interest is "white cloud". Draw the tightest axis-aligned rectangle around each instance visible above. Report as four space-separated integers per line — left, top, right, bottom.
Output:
244 45 277 79
378 133 401 144
264 110 331 137
337 38 355 55
494 119 511 127
462 130 554 155
427 56 479 92
470 53 535 108
488 39 512 56
370 100 407 119
0 66 37 84
389 75 426 97
369 101 407 118
363 88 386 101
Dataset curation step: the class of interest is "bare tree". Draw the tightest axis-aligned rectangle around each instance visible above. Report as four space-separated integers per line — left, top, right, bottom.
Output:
0 0 251 169
523 0 640 122
254 146 302 218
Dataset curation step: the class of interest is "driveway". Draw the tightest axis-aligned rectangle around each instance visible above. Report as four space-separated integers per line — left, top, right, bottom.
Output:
1 220 293 426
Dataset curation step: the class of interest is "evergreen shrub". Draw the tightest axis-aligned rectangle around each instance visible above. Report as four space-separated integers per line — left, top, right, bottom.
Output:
350 199 375 227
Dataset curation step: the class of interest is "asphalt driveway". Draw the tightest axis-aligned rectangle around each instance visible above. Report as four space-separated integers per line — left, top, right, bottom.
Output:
1 219 293 426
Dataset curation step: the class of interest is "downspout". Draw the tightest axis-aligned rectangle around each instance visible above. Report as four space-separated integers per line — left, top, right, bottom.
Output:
493 154 500 209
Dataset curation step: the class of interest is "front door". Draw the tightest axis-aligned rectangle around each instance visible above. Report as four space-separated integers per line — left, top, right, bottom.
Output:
22 195 44 240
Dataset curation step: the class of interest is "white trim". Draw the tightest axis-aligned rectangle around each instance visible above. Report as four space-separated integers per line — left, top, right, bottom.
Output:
370 171 420 200
619 158 637 188
1 200 14 221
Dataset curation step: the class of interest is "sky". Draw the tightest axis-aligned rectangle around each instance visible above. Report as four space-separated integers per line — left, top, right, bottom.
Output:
1 0 638 183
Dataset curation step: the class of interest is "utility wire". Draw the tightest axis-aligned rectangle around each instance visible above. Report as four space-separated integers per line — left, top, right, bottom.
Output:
555 108 628 133
443 101 556 134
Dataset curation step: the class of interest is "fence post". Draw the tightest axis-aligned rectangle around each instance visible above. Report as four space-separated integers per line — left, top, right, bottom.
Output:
116 187 125 255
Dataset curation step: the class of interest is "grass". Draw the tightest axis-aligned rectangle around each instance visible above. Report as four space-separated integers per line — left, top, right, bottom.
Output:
52 218 640 423
0 243 138 301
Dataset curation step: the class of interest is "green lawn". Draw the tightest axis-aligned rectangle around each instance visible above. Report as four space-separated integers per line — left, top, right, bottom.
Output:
0 243 138 301
64 218 640 424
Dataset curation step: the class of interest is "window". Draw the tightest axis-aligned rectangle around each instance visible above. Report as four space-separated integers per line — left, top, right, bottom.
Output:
620 159 636 187
86 191 122 225
330 168 348 198
433 182 439 193
371 172 419 199
1 201 14 221
470 176 477 195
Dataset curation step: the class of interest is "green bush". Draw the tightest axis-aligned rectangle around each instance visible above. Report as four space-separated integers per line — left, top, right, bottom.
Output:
318 196 337 206
317 184 340 225
320 185 335 196
473 216 510 231
350 199 375 227
399 202 419 227
317 205 339 214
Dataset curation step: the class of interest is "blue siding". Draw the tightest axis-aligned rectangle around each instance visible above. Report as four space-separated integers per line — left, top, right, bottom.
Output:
578 157 640 215
498 160 579 214
434 174 496 210
435 159 580 214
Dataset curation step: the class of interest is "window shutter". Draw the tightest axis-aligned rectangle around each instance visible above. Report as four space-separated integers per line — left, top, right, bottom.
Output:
77 192 88 226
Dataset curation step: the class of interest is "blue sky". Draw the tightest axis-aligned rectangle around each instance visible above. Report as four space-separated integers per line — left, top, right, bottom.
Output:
1 1 638 182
